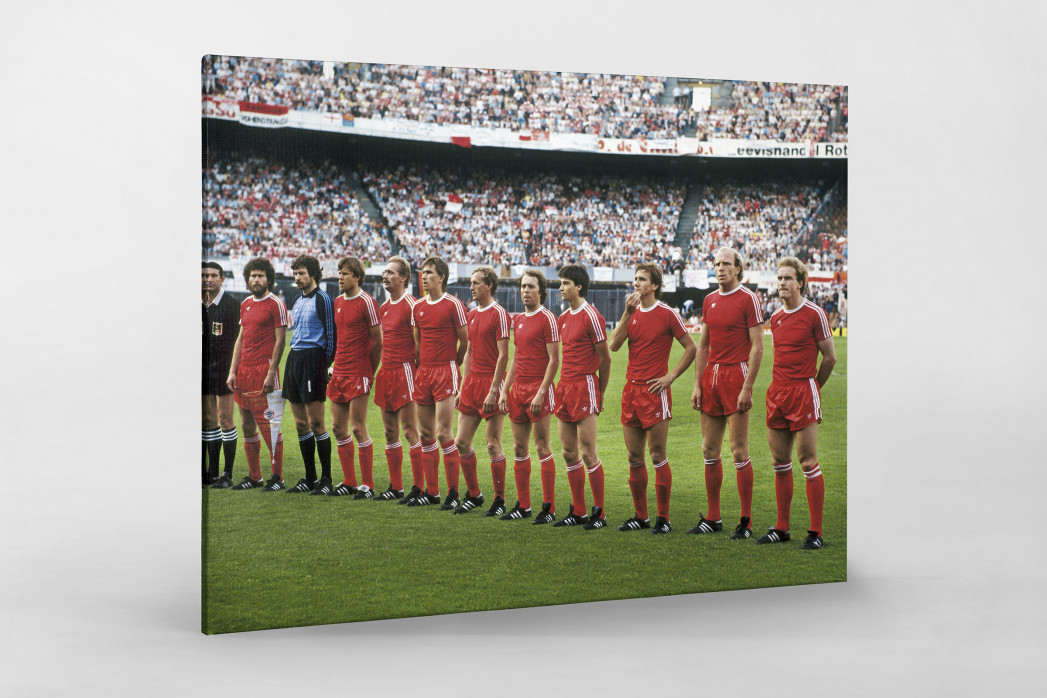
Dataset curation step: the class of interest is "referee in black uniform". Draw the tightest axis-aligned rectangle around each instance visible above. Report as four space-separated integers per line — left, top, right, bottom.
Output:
282 255 337 493
202 261 240 487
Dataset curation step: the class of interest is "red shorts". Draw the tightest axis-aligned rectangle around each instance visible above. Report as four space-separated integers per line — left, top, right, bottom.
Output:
700 362 748 416
412 362 461 405
620 381 671 429
234 362 285 430
507 379 555 424
327 374 372 404
374 362 417 413
233 362 281 410
458 372 505 419
554 375 601 423
765 379 822 431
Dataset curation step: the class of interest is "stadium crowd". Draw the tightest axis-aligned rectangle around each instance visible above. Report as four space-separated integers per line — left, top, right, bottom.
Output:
363 165 684 270
685 181 824 273
202 57 847 142
202 155 391 264
690 82 847 143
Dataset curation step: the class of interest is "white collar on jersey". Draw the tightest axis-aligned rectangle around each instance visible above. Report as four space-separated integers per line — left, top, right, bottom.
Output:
783 299 809 314
386 291 409 304
568 300 590 315
523 305 546 316
638 300 660 313
342 289 363 300
475 300 498 312
424 293 447 304
204 287 225 307
718 283 744 296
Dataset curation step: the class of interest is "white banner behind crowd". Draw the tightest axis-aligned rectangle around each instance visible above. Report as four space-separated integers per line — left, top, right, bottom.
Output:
203 98 848 159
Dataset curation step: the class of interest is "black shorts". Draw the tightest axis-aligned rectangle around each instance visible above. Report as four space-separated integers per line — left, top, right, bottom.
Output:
283 347 329 404
202 361 232 396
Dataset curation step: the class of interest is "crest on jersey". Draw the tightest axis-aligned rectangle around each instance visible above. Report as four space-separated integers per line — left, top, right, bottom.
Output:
711 302 717 309
212 322 223 336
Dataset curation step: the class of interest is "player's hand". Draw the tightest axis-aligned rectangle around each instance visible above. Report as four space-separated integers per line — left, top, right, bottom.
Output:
483 389 499 415
624 292 641 313
263 370 277 393
647 374 673 394
327 366 333 378
737 385 753 412
530 393 544 416
227 372 236 392
454 394 461 409
596 391 604 414
690 386 701 411
498 392 509 414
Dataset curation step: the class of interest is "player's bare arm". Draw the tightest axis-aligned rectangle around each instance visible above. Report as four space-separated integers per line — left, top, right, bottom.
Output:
227 328 245 391
531 341 560 416
608 292 640 352
455 324 469 367
595 340 611 412
413 326 421 366
369 325 383 374
737 324 764 412
499 355 517 413
690 323 711 410
648 332 696 394
485 337 510 414
815 336 837 388
263 326 287 393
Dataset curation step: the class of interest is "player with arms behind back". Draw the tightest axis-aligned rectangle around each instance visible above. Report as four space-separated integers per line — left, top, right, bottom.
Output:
202 261 240 489
497 271 561 523
552 264 612 529
608 263 696 534
452 267 510 515
225 258 288 490
374 256 423 502
408 257 469 508
688 247 764 539
324 256 382 498
760 257 836 549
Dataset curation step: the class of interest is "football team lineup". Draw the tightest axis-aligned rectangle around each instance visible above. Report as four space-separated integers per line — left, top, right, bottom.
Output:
203 249 839 551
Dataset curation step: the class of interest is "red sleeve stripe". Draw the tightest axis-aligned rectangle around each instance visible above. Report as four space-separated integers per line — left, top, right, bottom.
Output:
805 300 831 338
364 294 380 326
742 286 764 323
452 297 468 326
660 302 687 333
497 305 509 338
543 308 560 342
583 304 606 341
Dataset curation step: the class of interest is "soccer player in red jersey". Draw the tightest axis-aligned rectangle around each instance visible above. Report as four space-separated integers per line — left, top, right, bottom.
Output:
225 258 288 490
452 267 510 515
323 256 382 498
408 257 469 508
759 257 836 550
688 247 764 539
552 264 611 529
374 256 422 502
608 263 696 534
497 271 561 524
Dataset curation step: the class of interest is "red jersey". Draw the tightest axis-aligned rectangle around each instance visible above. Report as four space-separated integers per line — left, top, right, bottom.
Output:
625 301 688 382
558 301 607 379
332 290 380 377
512 306 560 382
238 293 288 366
380 292 417 364
411 293 468 366
467 301 510 374
702 284 764 364
770 299 831 383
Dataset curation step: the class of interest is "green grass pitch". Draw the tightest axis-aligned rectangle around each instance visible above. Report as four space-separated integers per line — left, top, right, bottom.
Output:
203 335 847 634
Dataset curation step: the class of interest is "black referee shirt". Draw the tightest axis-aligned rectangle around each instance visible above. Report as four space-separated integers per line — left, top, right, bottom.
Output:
203 287 240 375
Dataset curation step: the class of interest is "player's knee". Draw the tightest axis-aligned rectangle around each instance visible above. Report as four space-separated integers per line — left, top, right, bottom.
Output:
331 425 349 441
513 443 529 458
561 447 579 464
454 437 471 454
351 425 368 442
730 446 749 463
308 417 325 434
202 415 218 430
799 454 819 471
535 445 552 460
580 445 598 466
486 442 503 460
384 424 399 442
436 426 453 443
649 447 667 463
293 416 310 434
217 414 235 431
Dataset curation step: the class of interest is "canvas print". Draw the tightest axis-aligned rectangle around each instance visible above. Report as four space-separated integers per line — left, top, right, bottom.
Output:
201 56 848 634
